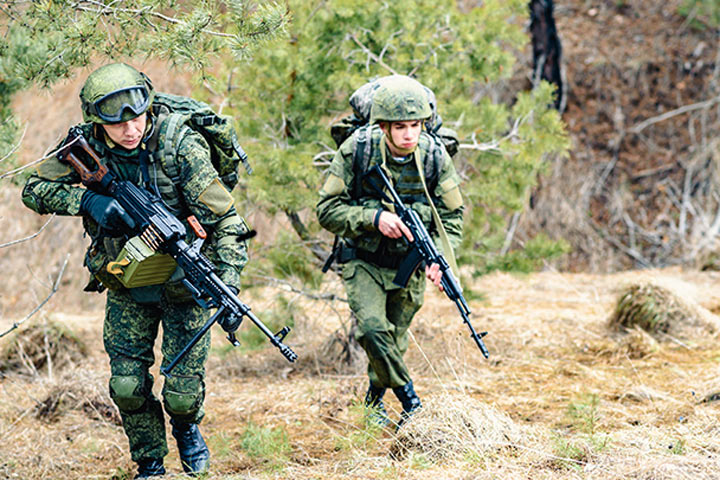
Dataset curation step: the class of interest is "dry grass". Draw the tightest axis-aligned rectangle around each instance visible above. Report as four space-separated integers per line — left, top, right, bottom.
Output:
608 280 720 338
390 392 535 462
2 268 720 479
0 319 88 376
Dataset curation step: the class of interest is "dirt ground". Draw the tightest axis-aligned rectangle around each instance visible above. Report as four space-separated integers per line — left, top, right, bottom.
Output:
2 268 720 479
3 0 720 479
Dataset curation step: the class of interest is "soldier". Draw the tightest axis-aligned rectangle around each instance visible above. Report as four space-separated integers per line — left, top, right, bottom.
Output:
317 76 464 426
22 63 249 478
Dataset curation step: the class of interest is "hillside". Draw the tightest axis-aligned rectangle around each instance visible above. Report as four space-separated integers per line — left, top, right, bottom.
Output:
3 0 720 479
3 269 720 479
524 0 720 272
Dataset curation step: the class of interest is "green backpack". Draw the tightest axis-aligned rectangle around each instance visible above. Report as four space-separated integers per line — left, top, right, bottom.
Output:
330 77 460 157
152 92 252 190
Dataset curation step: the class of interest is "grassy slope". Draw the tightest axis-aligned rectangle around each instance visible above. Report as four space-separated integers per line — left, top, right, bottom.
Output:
2 269 720 479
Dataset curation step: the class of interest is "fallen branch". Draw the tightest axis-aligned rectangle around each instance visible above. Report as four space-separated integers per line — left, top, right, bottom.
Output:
249 274 347 303
629 95 720 135
588 219 651 268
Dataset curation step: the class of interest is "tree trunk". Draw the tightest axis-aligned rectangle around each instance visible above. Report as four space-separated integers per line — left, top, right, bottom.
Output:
529 0 565 111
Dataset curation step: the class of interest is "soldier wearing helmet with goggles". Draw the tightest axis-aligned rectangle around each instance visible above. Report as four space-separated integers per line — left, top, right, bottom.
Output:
22 63 251 478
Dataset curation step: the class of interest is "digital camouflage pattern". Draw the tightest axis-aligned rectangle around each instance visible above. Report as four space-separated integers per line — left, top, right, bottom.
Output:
317 124 464 389
79 63 154 124
330 75 460 156
23 120 249 293
369 76 433 124
350 75 439 129
21 76 249 463
318 125 463 256
105 289 210 462
152 92 252 190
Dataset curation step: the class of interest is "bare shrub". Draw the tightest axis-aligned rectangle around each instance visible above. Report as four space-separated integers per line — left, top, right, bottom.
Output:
312 312 365 375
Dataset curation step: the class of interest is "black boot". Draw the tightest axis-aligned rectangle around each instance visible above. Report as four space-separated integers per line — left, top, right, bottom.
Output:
364 383 390 427
171 419 210 476
134 458 165 478
392 381 422 428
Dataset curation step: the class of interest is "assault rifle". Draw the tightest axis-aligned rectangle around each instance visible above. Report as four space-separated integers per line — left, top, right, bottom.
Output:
58 127 297 375
364 165 489 358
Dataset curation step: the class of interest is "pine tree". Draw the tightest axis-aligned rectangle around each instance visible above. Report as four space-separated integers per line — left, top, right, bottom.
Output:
0 0 289 158
215 0 570 279
2 0 570 280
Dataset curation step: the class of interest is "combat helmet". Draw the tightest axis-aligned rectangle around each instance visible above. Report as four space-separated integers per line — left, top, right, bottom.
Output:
369 75 432 124
79 63 154 124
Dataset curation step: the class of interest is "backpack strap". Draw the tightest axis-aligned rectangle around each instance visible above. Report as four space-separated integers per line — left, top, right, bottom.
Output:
413 148 460 283
351 125 374 199
157 112 193 184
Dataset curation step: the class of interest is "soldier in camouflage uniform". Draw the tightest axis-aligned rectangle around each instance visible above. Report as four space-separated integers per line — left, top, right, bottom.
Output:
22 63 249 478
316 76 464 426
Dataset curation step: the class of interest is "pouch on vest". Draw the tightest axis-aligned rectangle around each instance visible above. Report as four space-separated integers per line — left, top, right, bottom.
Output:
106 236 177 288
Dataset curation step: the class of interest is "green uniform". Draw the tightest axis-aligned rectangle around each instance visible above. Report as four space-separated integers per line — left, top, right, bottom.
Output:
317 125 464 388
22 112 249 463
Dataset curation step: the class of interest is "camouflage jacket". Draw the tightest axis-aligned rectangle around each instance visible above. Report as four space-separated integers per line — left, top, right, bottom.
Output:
317 124 464 260
22 114 249 295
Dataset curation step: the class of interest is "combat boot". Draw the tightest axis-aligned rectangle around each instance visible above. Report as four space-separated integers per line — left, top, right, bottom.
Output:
364 383 391 427
392 380 422 428
134 458 165 478
170 419 210 476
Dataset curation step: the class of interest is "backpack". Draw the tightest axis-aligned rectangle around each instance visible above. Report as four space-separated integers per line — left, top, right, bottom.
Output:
330 77 460 157
151 93 251 190
321 79 460 274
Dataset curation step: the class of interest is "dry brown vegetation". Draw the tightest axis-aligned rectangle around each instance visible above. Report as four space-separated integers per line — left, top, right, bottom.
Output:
522 0 720 272
3 1 720 479
2 269 720 479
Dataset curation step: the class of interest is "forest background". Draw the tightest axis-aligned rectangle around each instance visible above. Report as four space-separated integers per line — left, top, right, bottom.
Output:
2 1 720 479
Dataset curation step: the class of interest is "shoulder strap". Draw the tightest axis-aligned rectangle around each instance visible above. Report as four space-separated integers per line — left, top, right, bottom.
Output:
156 112 193 184
351 125 373 199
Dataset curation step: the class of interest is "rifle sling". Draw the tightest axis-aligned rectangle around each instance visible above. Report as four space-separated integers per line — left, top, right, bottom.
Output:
412 148 460 284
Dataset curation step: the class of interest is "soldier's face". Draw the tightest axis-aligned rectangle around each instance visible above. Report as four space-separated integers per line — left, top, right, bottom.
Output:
101 114 147 150
383 120 422 156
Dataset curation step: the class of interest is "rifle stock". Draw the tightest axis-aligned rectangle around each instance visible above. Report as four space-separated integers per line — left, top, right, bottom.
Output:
364 165 489 358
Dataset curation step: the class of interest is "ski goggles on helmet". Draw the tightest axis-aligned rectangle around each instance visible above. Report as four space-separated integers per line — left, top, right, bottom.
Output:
88 86 151 123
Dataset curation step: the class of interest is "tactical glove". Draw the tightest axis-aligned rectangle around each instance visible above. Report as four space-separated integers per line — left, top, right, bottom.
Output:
80 190 136 235
219 286 243 333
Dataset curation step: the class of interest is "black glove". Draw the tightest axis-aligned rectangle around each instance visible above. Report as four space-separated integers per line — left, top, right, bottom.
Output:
80 191 136 235
219 286 243 333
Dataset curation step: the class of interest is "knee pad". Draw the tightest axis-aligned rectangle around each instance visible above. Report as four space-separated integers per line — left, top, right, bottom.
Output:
163 375 203 418
109 375 147 413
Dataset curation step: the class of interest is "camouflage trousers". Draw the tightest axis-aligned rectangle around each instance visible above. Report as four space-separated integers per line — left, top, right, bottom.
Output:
104 289 211 463
342 259 425 389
